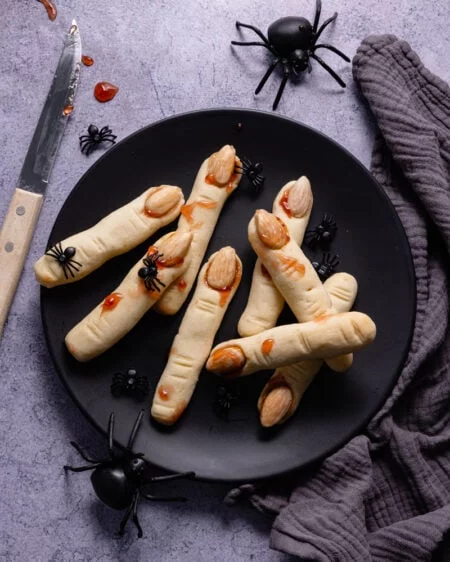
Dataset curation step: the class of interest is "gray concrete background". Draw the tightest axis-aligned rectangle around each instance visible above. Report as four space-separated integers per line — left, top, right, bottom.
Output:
0 0 449 560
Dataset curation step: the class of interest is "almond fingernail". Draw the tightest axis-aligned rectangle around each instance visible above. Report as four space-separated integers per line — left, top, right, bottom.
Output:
207 145 236 186
206 345 246 375
288 177 312 218
260 386 293 427
206 247 238 290
157 231 193 266
144 185 183 217
255 210 290 249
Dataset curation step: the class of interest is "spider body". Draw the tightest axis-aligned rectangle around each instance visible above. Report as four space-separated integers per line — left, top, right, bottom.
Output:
231 0 350 109
79 124 117 155
45 242 82 279
305 213 337 248
138 251 166 292
64 410 195 538
111 369 149 400
235 157 265 194
312 252 339 280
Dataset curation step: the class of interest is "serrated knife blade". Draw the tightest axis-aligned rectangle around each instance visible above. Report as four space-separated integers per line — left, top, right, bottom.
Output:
0 20 82 338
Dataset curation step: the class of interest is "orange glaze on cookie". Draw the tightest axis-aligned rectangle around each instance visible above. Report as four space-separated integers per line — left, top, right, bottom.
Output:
279 256 306 278
279 189 292 217
101 292 123 312
261 338 274 354
181 201 217 223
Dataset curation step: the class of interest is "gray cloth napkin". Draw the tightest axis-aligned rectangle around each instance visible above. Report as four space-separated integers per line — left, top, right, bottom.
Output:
227 35 450 561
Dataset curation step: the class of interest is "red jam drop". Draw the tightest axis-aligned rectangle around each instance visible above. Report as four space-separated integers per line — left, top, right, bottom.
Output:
62 105 73 116
158 386 171 401
39 0 57 21
177 279 187 291
101 292 123 312
82 55 94 67
280 189 292 217
94 82 119 103
262 339 275 354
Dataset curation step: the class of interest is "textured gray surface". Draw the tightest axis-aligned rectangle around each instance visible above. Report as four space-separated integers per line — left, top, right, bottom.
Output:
0 1 449 561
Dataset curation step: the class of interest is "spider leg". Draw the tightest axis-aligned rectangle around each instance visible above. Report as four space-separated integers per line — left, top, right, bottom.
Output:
149 471 195 483
118 504 133 536
142 493 187 502
255 58 281 95
45 247 59 259
235 21 270 45
313 44 350 62
155 277 166 288
68 440 102 464
108 412 115 456
86 143 97 156
99 126 110 135
102 135 117 143
131 491 143 538
272 63 290 110
65 262 80 277
127 409 144 451
311 54 346 87
64 463 101 472
312 0 322 33
62 264 70 280
231 41 277 57
56 241 63 255
314 12 337 42
79 136 90 143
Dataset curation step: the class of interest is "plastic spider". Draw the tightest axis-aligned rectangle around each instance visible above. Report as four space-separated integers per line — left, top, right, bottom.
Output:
304 213 337 248
111 369 150 400
45 242 82 279
213 384 240 421
235 157 265 194
312 252 339 280
79 124 117 155
64 410 195 538
231 0 350 109
138 250 166 292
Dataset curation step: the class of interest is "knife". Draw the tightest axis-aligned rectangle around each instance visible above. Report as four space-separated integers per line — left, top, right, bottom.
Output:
0 20 81 337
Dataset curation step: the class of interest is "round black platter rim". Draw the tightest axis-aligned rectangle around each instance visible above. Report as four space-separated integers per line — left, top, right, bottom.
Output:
41 107 416 483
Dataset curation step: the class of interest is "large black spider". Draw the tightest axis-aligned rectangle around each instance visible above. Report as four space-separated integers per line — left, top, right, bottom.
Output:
79 124 117 155
111 369 150 401
235 157 265 195
304 213 337 248
231 0 350 109
64 410 195 538
312 252 339 281
45 242 82 279
138 250 166 292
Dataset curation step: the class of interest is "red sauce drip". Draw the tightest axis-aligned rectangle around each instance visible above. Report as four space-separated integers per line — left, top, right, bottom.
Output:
280 189 292 217
226 173 239 193
101 292 123 312
262 339 274 354
177 278 187 291
219 289 231 307
158 386 171 401
157 255 184 268
205 174 216 185
82 55 94 67
39 0 57 21
260 263 272 280
94 82 119 103
279 256 306 277
181 201 217 223
62 105 73 116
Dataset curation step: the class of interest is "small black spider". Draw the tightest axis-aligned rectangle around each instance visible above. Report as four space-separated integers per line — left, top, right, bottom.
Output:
138 250 166 292
304 213 337 248
79 124 117 155
235 157 265 194
213 384 240 421
45 242 82 279
231 0 350 109
64 410 195 538
312 252 339 281
111 369 150 401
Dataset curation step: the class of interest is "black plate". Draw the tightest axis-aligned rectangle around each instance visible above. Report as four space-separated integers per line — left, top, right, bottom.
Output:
41 109 415 482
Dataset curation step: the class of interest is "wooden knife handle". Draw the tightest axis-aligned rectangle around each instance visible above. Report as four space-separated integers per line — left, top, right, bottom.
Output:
0 188 43 337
